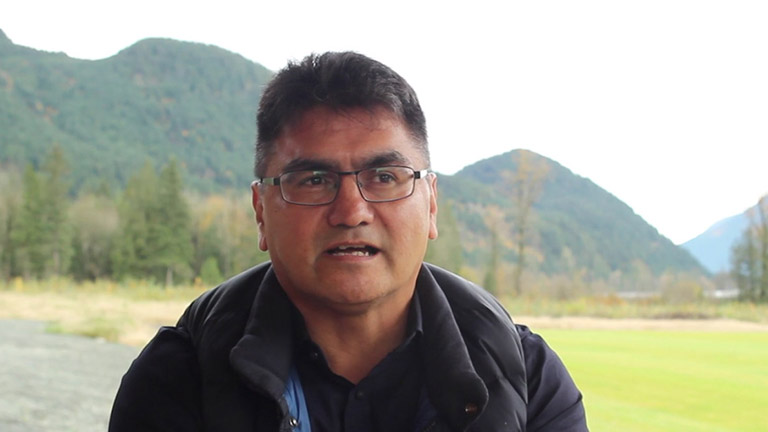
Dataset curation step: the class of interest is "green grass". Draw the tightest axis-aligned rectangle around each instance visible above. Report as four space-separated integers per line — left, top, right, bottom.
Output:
539 329 768 432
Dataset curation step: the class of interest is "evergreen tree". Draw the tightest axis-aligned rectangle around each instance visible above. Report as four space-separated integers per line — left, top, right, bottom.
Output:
69 227 88 281
155 159 193 285
0 189 20 279
13 165 47 278
40 144 72 275
200 256 223 285
112 159 194 285
111 161 159 280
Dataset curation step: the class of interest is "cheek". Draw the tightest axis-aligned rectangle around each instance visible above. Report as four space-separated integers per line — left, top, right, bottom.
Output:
263 207 319 249
389 204 434 247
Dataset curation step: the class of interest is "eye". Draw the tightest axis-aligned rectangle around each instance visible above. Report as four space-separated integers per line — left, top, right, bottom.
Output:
373 171 397 184
305 175 326 185
291 171 334 188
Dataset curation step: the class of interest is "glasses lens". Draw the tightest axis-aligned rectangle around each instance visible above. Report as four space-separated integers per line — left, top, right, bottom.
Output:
280 170 339 204
358 167 415 202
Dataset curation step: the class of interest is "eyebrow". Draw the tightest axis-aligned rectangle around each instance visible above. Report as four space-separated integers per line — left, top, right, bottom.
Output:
280 151 412 173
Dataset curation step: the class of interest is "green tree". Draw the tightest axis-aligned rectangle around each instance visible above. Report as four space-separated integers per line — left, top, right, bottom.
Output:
13 165 47 278
40 144 72 275
112 160 194 285
731 195 768 302
200 256 223 285
155 159 193 285
111 161 160 280
0 168 23 279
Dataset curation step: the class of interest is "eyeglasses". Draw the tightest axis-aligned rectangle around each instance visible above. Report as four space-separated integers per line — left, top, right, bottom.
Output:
257 166 431 206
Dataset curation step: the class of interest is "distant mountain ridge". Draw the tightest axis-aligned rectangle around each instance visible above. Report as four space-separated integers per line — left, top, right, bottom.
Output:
0 30 705 278
682 210 751 274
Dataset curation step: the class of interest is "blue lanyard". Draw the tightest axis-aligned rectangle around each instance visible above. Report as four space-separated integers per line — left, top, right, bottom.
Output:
283 366 312 432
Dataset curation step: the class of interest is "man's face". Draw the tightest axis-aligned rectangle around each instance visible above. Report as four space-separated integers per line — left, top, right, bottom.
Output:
252 106 438 315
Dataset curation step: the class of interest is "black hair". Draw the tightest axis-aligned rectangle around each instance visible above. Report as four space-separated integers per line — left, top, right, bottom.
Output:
254 51 428 177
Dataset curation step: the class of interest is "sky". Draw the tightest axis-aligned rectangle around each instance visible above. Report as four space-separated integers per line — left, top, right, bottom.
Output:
2 0 767 244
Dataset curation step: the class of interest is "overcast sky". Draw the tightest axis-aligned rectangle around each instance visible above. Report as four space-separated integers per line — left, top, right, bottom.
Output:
3 0 767 244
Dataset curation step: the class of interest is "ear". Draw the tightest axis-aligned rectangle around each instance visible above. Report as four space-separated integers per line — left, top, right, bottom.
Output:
251 181 268 251
428 174 439 240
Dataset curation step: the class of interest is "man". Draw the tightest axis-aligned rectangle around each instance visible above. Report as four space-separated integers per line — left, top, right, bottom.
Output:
110 51 587 431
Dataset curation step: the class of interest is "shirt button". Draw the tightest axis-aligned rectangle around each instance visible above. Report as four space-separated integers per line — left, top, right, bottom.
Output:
309 351 319 360
464 402 479 416
288 417 299 428
355 390 365 399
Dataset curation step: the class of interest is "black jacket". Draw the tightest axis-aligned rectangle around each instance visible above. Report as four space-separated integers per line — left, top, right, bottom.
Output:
110 262 586 431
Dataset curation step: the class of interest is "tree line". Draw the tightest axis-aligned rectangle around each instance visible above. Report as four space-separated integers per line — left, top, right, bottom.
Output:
0 146 268 285
1 146 765 303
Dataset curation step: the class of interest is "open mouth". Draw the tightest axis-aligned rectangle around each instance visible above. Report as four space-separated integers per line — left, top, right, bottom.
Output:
326 245 379 257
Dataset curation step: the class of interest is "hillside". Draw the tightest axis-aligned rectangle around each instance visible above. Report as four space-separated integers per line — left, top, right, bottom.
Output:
0 30 272 193
437 150 704 277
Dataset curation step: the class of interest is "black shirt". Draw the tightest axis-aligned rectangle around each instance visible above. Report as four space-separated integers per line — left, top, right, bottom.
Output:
293 294 428 432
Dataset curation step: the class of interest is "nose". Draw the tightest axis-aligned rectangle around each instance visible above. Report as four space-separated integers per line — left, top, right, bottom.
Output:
327 174 374 227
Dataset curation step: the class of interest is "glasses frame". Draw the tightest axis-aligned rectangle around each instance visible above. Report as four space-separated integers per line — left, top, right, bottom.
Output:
258 166 431 206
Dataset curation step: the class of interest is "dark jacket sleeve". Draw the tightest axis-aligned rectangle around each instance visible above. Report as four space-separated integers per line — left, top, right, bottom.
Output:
109 326 203 432
518 324 588 432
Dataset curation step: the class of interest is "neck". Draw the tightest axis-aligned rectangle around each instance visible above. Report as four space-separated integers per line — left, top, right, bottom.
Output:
297 295 413 384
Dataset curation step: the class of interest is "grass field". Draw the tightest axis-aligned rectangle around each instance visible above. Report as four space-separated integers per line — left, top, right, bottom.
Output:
2 279 768 431
539 328 768 432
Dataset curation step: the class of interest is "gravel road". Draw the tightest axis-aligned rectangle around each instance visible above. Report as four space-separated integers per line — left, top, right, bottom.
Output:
0 320 140 432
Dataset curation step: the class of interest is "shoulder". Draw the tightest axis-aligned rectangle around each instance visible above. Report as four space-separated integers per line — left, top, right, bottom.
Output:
110 326 203 430
423 263 513 325
423 265 587 431
516 324 588 432
179 262 272 334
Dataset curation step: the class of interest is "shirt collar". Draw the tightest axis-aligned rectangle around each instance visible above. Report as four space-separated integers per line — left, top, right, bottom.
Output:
291 289 424 351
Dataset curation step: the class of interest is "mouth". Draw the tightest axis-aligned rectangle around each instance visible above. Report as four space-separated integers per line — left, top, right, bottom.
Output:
326 244 380 257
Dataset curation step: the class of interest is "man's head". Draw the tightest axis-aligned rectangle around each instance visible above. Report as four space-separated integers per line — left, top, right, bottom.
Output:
255 51 429 178
251 52 438 315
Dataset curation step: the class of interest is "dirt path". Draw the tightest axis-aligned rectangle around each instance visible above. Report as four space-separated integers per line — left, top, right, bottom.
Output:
0 320 139 432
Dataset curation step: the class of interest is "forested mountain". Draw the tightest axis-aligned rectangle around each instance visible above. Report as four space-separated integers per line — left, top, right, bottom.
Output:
0 30 705 284
433 151 704 278
0 29 272 193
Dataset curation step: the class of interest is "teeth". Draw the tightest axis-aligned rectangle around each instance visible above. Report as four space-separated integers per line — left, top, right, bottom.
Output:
333 250 371 256
331 245 373 256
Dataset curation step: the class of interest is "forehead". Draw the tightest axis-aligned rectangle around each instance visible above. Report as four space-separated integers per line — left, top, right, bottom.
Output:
267 107 425 173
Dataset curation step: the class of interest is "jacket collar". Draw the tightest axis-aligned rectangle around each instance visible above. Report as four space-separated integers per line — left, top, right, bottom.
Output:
229 267 294 401
416 265 489 430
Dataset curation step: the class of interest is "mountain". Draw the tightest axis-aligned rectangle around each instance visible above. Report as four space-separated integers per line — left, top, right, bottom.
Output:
0 30 272 193
0 31 704 278
681 210 750 274
437 150 704 277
